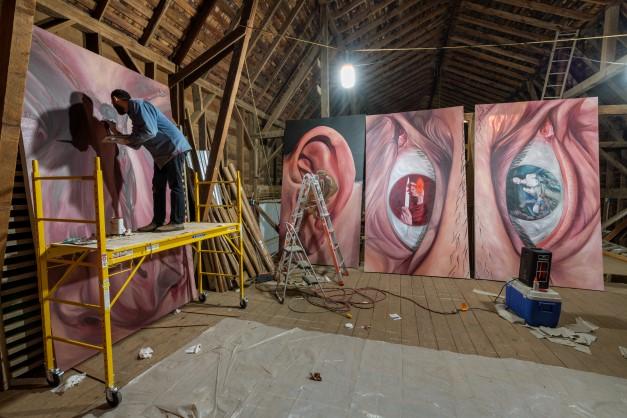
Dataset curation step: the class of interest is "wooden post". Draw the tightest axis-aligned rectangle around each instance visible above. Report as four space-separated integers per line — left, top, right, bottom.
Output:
192 84 208 150
205 0 258 197
169 81 185 126
600 3 619 71
320 2 330 118
145 61 156 79
0 0 36 390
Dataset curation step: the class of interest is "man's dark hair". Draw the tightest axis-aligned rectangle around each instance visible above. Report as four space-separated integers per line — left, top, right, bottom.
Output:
111 89 131 100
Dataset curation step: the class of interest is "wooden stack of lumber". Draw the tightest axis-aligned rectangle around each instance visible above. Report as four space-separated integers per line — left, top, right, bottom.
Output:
201 163 275 292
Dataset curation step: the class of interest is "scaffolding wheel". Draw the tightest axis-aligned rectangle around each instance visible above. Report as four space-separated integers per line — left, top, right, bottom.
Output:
45 369 63 388
198 292 207 303
240 298 248 309
106 387 122 407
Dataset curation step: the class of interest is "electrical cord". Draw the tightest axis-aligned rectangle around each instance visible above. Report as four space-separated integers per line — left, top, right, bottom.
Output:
494 278 517 303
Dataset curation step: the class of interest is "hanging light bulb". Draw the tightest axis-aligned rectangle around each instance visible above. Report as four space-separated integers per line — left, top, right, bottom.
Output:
340 63 356 89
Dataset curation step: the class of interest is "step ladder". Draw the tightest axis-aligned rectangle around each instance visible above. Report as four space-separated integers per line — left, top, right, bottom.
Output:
274 223 327 303
274 173 348 302
541 30 579 100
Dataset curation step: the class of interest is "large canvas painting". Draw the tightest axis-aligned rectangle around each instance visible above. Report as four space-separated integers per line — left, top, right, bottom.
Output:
474 99 603 290
279 115 365 268
20 28 195 369
364 108 470 277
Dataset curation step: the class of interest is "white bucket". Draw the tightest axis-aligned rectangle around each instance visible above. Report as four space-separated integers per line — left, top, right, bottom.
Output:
109 218 126 235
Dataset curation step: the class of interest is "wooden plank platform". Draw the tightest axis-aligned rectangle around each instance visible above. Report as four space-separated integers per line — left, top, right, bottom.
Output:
0 272 626 417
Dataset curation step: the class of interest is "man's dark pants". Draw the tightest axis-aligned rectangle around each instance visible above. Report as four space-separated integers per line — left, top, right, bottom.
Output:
152 153 185 225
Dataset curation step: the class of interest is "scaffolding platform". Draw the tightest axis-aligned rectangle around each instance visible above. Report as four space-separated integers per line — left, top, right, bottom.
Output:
31 157 245 407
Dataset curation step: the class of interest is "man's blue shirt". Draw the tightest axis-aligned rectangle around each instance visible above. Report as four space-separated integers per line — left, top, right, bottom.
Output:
126 99 191 168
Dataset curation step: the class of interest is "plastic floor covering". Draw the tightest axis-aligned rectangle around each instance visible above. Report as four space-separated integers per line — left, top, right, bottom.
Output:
87 318 627 417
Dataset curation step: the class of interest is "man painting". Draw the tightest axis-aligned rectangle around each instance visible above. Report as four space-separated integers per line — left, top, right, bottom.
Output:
104 89 191 232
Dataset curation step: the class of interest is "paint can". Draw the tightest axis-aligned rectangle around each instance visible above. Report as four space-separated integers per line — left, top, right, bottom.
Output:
109 218 126 236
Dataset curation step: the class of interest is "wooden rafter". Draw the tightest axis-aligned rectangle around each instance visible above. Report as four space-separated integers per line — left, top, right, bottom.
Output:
92 0 110 21
169 28 244 87
205 0 259 193
247 0 283 54
172 0 219 65
429 0 462 108
248 0 306 88
139 0 172 46
262 42 320 132
113 46 143 74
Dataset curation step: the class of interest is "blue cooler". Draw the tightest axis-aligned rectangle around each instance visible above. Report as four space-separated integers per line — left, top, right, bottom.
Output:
505 280 561 327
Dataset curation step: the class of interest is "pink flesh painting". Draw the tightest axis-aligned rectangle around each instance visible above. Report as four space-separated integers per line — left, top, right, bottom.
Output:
474 98 603 290
279 115 365 268
20 27 196 369
364 108 470 278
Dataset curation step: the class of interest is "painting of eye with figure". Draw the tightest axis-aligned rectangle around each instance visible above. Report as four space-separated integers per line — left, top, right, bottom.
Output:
474 98 603 290
279 115 365 268
364 108 470 278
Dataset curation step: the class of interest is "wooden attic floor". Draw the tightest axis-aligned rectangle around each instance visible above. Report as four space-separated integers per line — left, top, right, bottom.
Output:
1 271 627 417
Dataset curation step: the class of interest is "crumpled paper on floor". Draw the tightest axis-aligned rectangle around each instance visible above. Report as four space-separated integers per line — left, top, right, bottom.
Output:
525 317 599 355
138 347 154 360
495 304 524 324
51 372 86 394
185 344 201 354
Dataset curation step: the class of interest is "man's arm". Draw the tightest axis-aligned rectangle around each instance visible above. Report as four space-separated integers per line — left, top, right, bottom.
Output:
103 102 158 147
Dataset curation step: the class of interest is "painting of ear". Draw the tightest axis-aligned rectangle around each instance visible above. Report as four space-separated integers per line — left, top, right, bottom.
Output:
279 116 365 268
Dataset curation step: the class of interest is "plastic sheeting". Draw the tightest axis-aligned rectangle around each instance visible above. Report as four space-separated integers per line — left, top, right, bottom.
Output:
89 318 627 417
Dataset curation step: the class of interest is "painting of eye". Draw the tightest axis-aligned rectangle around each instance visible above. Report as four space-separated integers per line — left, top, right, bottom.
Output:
364 108 469 278
474 98 603 290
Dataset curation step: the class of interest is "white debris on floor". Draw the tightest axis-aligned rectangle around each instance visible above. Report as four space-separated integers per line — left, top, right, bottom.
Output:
138 347 154 360
619 346 627 359
495 303 524 324
87 319 627 418
185 344 201 354
388 313 401 320
51 372 86 394
524 317 600 355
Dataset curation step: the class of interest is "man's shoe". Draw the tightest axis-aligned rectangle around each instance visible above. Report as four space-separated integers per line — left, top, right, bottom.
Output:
155 223 184 232
137 222 159 232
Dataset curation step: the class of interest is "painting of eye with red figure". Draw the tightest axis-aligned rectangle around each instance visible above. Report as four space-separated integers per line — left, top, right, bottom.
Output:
279 115 365 268
19 28 196 370
364 108 470 278
474 98 603 291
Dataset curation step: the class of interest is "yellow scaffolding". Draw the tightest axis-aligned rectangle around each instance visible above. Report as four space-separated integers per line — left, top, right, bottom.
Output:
31 157 245 407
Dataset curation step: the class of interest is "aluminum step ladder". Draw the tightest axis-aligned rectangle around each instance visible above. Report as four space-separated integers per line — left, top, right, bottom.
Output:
274 173 348 302
274 223 327 303
541 30 579 100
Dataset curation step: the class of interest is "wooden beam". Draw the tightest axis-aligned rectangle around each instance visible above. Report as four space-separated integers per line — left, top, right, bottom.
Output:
456 15 542 41
92 0 110 21
36 0 283 129
601 3 619 71
564 53 627 98
333 0 364 19
37 0 176 72
320 2 330 118
603 207 627 229
0 0 36 390
262 43 319 132
493 0 592 21
172 0 218 65
336 0 396 33
113 45 142 74
526 80 538 100
37 17 74 33
599 104 627 115
169 27 244 87
600 141 627 149
205 0 258 191
463 2 571 32
600 149 627 177
139 0 172 46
